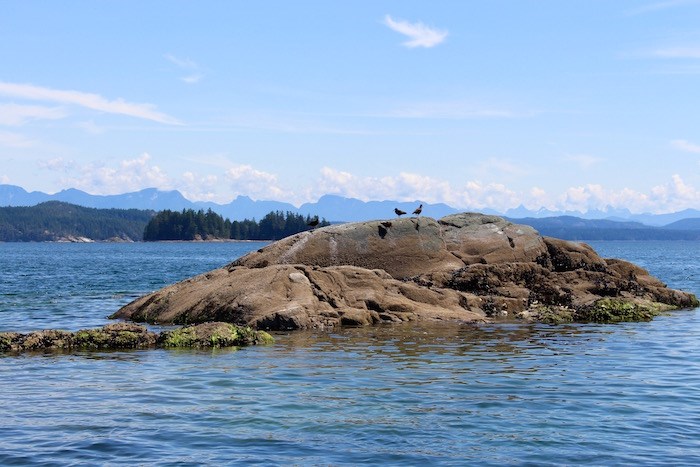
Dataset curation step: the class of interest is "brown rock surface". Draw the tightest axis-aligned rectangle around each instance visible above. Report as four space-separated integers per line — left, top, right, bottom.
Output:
112 213 699 329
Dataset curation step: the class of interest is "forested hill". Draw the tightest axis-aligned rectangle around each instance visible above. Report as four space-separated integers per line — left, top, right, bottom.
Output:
0 202 329 242
0 202 154 242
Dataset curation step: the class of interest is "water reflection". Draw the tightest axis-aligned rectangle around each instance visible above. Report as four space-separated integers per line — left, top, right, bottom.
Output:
272 320 617 360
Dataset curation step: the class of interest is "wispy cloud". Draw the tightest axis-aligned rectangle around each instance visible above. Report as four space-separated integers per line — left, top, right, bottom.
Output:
383 15 447 48
671 139 700 153
649 46 700 58
475 158 530 179
565 154 604 169
0 104 67 126
0 130 36 148
37 157 75 172
626 0 700 15
380 102 522 119
164 53 204 84
75 120 105 135
0 82 181 125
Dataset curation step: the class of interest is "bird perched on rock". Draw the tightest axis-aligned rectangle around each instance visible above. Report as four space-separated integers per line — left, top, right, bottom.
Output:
381 221 393 228
413 204 423 216
307 217 320 228
394 208 406 217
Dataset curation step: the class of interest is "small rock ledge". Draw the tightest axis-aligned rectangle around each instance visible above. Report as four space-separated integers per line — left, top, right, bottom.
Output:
0 322 274 353
111 213 699 330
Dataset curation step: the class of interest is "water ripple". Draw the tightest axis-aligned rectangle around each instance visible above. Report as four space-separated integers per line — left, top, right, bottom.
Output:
1 241 699 464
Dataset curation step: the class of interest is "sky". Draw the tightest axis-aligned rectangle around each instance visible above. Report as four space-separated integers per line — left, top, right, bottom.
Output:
2 0 700 213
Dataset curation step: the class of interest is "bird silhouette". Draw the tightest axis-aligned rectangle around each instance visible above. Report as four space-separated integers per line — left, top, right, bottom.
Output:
413 204 423 216
394 208 406 217
380 221 393 228
307 217 320 228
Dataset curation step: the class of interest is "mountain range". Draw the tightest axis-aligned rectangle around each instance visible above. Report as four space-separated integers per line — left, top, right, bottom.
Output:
2 184 699 227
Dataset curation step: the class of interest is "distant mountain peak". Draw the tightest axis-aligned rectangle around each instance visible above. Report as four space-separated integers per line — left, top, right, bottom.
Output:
1 184 699 225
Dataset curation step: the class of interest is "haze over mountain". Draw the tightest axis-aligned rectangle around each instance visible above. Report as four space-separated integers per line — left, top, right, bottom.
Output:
2 184 699 227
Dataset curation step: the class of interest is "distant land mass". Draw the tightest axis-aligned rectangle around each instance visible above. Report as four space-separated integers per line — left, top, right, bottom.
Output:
0 202 329 242
506 216 700 241
1 184 700 236
0 201 154 242
0 184 464 223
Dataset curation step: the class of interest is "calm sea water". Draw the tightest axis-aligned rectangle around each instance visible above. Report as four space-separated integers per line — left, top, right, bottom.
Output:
1 240 699 465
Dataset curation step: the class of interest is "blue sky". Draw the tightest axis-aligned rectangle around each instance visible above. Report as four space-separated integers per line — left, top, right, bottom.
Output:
2 1 700 213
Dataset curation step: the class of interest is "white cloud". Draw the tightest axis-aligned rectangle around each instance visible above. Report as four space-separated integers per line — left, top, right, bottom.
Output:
383 15 448 48
314 167 519 211
0 174 9 184
164 53 204 84
550 176 700 213
0 104 67 126
460 181 521 212
528 186 549 208
649 174 700 208
224 164 290 200
0 82 181 125
314 167 434 202
60 153 172 194
27 158 700 214
179 171 220 202
313 167 700 214
671 139 700 153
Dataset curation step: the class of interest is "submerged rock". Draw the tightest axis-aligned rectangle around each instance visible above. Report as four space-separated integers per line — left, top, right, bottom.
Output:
0 322 273 353
158 322 274 348
111 213 699 330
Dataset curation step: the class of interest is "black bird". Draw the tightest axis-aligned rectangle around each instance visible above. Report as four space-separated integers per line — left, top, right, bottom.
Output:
413 204 423 216
307 217 320 228
394 208 407 217
380 221 393 228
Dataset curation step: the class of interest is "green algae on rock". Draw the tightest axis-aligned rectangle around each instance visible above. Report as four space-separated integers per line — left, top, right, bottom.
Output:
0 322 273 353
158 322 274 348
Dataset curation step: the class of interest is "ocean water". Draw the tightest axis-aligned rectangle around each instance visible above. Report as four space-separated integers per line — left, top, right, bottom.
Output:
0 240 699 465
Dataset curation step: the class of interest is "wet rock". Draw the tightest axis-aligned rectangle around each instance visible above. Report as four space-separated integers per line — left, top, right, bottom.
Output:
158 322 273 348
0 322 273 353
111 213 699 330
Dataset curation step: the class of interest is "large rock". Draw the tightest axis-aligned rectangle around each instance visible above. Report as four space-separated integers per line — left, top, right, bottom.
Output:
235 214 547 278
112 213 699 329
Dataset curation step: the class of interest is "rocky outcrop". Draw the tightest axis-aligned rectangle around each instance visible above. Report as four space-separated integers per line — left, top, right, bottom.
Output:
112 213 699 329
0 322 273 353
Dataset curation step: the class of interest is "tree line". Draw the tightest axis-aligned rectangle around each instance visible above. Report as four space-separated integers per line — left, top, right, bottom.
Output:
143 209 329 241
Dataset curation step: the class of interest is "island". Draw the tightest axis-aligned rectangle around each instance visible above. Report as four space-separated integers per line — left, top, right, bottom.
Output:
112 213 699 329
